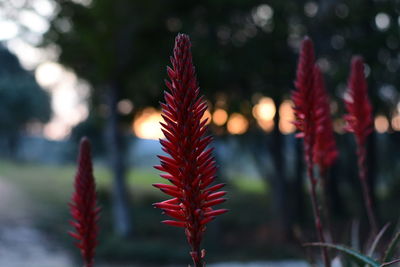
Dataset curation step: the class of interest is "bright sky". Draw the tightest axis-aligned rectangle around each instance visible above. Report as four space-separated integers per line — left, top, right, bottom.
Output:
1 0 90 140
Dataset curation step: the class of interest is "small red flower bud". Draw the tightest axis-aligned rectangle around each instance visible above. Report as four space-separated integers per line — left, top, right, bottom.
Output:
344 56 373 146
292 37 317 171
69 137 100 267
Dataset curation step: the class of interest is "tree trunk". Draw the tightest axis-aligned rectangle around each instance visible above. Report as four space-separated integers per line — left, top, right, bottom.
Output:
105 82 132 236
326 161 345 219
7 131 20 160
367 131 379 227
269 98 291 241
292 137 305 225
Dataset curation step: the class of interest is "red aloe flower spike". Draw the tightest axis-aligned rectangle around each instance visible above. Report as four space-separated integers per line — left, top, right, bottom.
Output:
153 33 228 267
344 56 373 146
312 64 338 239
292 37 330 267
292 37 317 168
344 56 377 233
69 137 100 267
312 64 338 174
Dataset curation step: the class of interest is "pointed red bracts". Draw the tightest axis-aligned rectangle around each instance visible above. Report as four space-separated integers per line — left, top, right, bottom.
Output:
344 56 373 146
344 56 377 233
313 65 338 172
69 137 100 267
292 37 318 172
153 34 227 267
291 37 331 267
292 37 338 174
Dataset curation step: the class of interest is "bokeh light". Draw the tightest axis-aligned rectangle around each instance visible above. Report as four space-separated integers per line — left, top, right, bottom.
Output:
0 20 18 40
253 97 275 132
279 100 296 134
375 115 389 133
117 99 134 115
252 97 276 121
212 108 228 126
375 13 390 31
43 119 71 140
304 2 318 18
133 107 163 140
392 114 400 131
35 61 63 87
227 113 249 135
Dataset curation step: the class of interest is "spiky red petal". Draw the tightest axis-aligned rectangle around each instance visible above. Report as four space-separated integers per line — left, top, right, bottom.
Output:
344 56 378 232
344 56 373 146
312 65 338 171
291 37 331 266
153 34 227 266
69 137 100 267
291 37 318 172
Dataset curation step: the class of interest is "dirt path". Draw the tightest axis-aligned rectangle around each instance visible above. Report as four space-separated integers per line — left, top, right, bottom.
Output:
0 177 73 267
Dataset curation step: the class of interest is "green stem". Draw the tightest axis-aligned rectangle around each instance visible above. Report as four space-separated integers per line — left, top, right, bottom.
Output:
357 144 378 235
306 143 330 267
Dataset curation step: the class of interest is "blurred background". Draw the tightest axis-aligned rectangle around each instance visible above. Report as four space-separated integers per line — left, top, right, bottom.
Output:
0 0 400 266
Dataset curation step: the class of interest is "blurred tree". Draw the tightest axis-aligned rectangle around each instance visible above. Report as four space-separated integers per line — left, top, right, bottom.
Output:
42 0 141 236
42 0 297 239
0 46 51 156
41 0 400 240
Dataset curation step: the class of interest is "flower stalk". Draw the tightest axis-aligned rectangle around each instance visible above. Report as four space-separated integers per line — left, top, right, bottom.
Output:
344 56 377 234
153 33 227 267
313 64 338 229
69 137 100 267
292 37 330 267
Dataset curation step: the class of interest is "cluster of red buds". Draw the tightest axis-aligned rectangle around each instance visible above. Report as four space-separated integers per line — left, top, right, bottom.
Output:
292 37 337 267
312 65 338 174
344 57 373 146
69 137 100 267
292 37 338 174
153 33 228 267
292 36 378 266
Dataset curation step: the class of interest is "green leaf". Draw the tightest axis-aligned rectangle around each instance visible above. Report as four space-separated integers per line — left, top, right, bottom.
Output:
305 242 380 267
383 231 400 262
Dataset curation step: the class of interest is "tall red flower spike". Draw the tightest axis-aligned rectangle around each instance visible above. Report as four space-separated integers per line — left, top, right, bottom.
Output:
292 37 317 168
344 56 373 147
344 56 377 233
292 37 330 267
313 65 338 174
153 33 228 267
69 137 100 267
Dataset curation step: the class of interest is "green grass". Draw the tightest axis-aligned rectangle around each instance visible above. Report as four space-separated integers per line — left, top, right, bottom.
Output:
0 160 303 263
0 160 75 205
230 174 268 194
0 160 267 202
0 159 269 229
0 160 163 202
